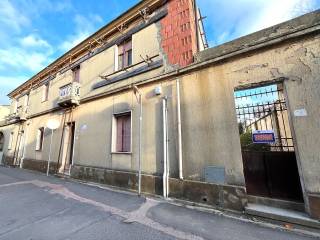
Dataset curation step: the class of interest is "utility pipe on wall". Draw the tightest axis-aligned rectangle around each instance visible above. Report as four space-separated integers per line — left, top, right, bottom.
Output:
20 122 30 168
162 97 169 198
133 85 143 196
176 78 183 180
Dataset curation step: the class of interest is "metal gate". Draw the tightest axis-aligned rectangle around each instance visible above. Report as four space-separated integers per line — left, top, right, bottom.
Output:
234 83 303 202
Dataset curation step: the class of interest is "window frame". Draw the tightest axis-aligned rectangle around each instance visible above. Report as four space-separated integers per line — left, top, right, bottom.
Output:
72 65 80 83
42 82 50 102
117 38 133 71
8 132 14 150
0 132 5 152
111 111 132 154
35 127 45 151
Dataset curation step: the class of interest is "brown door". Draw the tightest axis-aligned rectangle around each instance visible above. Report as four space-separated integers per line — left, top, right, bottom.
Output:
59 122 75 175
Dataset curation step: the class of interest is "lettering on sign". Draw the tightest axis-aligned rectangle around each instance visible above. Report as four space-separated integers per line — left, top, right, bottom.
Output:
252 130 275 144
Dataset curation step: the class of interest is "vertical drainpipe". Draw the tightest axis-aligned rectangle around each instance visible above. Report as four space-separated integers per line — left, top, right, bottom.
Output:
176 79 183 180
20 121 29 168
162 97 168 198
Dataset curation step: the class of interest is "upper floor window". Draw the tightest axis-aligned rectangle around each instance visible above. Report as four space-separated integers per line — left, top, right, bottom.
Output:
72 65 80 83
25 93 30 107
42 82 49 102
35 127 44 151
118 39 132 70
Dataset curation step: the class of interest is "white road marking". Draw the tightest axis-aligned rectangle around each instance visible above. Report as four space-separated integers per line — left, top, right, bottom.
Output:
0 180 204 240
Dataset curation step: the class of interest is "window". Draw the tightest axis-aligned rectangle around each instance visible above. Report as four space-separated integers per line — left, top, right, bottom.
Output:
8 132 14 150
25 93 30 107
118 39 132 70
0 132 4 152
113 112 131 153
72 66 80 83
36 127 44 151
42 82 49 102
12 99 18 113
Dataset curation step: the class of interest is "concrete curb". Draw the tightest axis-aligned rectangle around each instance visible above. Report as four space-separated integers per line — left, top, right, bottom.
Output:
61 175 320 239
7 167 320 239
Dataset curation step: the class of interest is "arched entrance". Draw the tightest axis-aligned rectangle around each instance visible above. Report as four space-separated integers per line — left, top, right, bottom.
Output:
0 132 4 164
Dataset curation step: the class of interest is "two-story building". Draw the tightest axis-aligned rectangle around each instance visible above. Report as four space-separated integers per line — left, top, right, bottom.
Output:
1 0 320 222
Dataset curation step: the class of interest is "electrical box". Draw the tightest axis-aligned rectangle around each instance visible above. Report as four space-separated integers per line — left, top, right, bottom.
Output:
154 86 162 95
204 166 225 184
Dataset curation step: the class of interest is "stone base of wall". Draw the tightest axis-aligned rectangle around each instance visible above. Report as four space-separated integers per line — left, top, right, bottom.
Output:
22 159 59 174
71 165 247 212
308 194 320 220
169 178 247 211
3 156 14 166
71 165 163 195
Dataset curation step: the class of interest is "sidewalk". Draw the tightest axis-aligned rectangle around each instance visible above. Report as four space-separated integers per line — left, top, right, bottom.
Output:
0 166 318 240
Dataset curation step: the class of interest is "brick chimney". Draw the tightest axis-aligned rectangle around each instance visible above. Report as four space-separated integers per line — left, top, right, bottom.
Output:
161 0 199 68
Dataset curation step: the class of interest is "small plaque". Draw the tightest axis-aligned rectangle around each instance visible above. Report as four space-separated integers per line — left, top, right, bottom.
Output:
294 109 307 117
252 130 275 144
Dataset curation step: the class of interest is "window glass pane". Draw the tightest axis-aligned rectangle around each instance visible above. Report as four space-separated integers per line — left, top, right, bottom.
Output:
73 68 80 82
116 117 124 152
123 115 131 152
118 54 124 70
0 132 4 151
127 49 132 67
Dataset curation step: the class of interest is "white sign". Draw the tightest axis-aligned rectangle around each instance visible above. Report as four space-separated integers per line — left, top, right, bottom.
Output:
294 109 307 117
46 119 60 130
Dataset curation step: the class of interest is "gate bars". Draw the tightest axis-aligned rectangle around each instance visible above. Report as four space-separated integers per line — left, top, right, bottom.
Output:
234 84 294 152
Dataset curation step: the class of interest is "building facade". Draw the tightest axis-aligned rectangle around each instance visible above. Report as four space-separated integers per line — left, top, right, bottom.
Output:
0 0 319 220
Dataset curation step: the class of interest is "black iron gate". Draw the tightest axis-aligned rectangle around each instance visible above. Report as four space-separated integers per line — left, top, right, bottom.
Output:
234 84 303 202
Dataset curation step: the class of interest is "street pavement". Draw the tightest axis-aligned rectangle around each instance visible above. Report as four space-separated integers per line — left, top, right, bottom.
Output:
0 167 317 240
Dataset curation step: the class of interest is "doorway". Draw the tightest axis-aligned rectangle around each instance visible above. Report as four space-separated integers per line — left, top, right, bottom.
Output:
234 83 303 202
13 129 25 166
0 132 4 164
58 122 75 175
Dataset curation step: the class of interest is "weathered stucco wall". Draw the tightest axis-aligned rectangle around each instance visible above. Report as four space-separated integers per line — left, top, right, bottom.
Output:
1 10 320 217
219 34 320 196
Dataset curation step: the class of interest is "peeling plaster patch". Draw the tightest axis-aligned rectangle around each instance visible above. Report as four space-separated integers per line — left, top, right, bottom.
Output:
233 63 269 74
2 180 204 240
270 68 284 79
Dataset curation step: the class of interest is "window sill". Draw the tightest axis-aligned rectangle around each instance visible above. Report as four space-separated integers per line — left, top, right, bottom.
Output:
111 152 132 155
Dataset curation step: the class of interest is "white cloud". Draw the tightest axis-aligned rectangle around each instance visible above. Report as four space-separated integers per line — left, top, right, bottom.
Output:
59 14 104 52
0 47 53 72
0 76 29 89
197 0 318 47
0 0 30 33
0 76 29 104
20 34 51 48
246 0 317 35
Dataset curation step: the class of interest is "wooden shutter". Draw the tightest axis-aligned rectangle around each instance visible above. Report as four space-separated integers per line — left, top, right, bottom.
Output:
36 129 41 150
123 115 131 152
116 117 124 152
36 128 43 151
73 67 80 82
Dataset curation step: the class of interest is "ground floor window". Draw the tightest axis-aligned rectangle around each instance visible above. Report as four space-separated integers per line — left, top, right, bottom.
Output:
112 112 131 153
35 127 44 151
8 132 14 150
0 132 4 151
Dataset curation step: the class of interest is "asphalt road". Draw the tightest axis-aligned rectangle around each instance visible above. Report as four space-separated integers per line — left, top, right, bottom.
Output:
0 167 316 240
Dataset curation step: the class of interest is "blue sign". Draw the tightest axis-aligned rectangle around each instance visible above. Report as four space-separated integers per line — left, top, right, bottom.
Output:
252 130 275 144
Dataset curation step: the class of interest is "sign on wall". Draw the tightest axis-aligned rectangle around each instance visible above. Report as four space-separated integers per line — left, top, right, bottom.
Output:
252 130 275 144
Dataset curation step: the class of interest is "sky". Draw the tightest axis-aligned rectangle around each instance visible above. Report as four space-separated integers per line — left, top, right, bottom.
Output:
0 0 319 105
